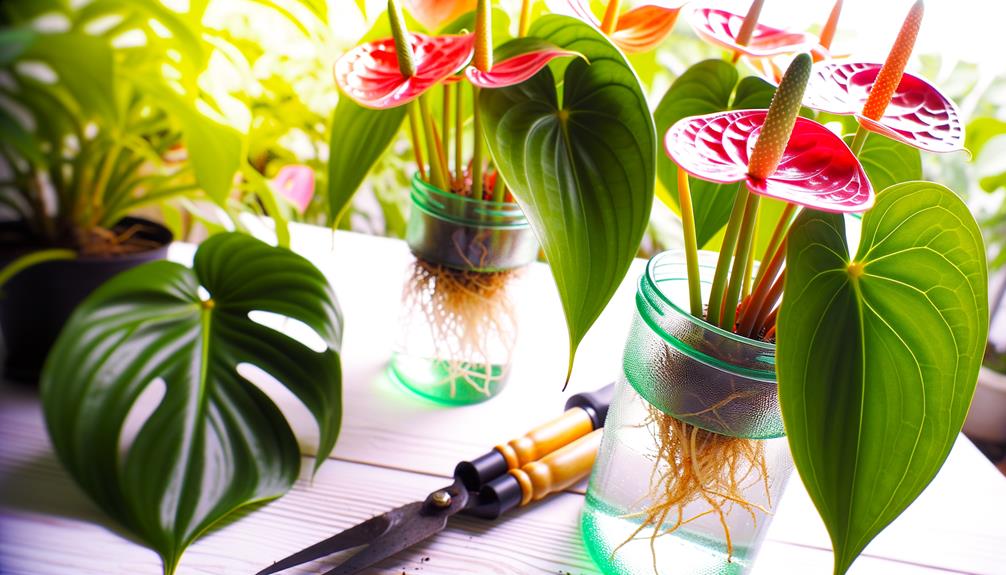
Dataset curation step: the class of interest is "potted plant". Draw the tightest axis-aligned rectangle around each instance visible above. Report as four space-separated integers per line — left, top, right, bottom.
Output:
331 0 660 404
564 2 987 575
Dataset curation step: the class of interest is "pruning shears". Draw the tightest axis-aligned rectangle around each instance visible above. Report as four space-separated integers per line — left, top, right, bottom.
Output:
254 383 615 575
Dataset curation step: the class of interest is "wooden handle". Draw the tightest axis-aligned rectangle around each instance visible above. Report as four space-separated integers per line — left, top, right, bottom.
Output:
495 408 594 470
509 429 603 506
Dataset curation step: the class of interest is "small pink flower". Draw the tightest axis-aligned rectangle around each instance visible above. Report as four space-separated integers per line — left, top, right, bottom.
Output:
273 165 315 214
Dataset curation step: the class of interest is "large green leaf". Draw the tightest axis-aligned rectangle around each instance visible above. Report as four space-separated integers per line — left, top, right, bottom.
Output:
778 182 988 574
851 133 922 192
480 15 655 378
654 60 775 248
327 97 406 226
41 233 343 575
22 31 117 122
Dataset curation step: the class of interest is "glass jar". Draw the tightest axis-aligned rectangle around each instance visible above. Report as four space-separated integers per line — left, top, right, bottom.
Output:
582 250 793 575
389 174 538 405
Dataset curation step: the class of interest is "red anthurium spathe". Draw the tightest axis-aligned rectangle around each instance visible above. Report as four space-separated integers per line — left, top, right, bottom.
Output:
665 110 873 213
335 32 475 109
560 0 685 53
404 0 476 31
465 38 580 88
803 62 963 153
689 8 816 59
273 165 315 214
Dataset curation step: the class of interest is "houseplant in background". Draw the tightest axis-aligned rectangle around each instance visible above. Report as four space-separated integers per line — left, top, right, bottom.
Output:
332 0 656 404
39 232 344 575
565 2 988 574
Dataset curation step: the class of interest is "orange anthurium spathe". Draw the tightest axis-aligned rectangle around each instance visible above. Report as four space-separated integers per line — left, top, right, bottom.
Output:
404 0 476 31
561 0 686 53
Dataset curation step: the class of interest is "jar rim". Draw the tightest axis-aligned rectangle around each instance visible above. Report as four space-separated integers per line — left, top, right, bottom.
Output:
638 250 776 381
411 173 529 228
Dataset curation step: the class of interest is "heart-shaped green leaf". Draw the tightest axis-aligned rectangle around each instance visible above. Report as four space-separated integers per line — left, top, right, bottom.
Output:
655 60 775 248
327 97 406 226
851 132 922 192
41 233 343 575
479 15 655 379
778 182 987 574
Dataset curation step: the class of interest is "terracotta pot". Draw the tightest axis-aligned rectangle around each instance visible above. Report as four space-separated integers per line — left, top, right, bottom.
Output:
0 217 173 383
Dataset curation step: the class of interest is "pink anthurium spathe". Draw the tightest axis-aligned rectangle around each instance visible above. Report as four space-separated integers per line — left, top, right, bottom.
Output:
803 62 963 153
665 110 873 213
273 165 315 214
404 0 476 31
689 7 816 59
465 38 580 88
334 32 476 109
559 0 685 53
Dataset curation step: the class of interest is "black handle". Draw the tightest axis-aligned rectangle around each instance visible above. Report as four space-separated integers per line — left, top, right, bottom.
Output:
564 382 615 429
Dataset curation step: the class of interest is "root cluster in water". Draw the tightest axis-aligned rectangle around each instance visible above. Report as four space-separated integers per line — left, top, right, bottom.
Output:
615 405 771 574
402 257 519 398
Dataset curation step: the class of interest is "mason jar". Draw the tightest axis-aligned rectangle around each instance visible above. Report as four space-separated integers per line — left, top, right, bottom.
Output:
388 174 538 405
582 250 793 574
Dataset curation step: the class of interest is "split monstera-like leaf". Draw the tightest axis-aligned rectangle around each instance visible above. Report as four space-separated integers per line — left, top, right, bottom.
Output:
665 110 873 212
480 15 655 381
778 181 987 574
804 62 965 153
334 32 475 109
689 7 816 59
562 0 685 53
41 233 343 575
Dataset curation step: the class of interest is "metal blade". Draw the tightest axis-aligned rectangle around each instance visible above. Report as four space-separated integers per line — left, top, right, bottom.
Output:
320 481 472 575
254 511 394 575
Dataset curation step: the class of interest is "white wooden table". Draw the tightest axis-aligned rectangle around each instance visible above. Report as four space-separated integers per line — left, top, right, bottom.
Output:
2 225 1005 575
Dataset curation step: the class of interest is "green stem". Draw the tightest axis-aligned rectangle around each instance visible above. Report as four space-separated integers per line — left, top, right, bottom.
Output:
850 123 869 155
472 85 483 199
677 168 703 318
706 188 748 326
721 193 761 330
739 235 787 336
418 95 447 190
742 204 760 299
442 84 451 185
407 103 427 182
455 81 464 182
0 248 76 293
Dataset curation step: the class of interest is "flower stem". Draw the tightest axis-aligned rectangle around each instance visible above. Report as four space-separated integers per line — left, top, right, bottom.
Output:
518 0 533 37
739 235 786 336
387 0 415 77
850 123 869 155
751 203 795 288
677 168 703 318
418 95 448 189
742 204 760 300
706 188 748 326
601 0 622 35
407 103 427 181
455 81 464 183
720 193 761 330
472 85 484 199
442 84 451 186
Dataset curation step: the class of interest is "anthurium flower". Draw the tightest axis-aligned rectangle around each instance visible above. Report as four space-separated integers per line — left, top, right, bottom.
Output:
273 165 315 214
335 32 476 109
560 0 685 53
689 6 816 59
404 0 476 31
666 54 872 213
465 38 581 88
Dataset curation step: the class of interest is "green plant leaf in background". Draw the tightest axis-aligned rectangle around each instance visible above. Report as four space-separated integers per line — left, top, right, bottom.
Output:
41 233 343 575
21 31 117 122
778 182 988 574
654 60 775 248
327 97 406 226
480 15 655 380
850 133 922 191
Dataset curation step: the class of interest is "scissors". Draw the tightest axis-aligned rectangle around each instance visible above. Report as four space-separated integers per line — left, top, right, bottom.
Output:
254 383 615 575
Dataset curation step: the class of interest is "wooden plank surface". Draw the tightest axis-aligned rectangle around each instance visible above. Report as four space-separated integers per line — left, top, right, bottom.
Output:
2 226 1005 574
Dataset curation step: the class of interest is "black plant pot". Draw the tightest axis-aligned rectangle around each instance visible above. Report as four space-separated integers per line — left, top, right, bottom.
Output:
0 217 173 383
